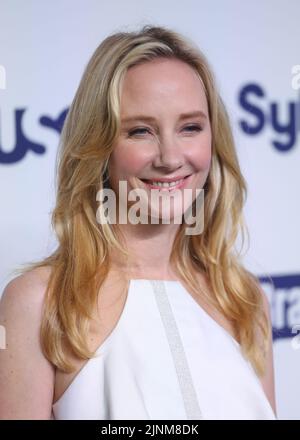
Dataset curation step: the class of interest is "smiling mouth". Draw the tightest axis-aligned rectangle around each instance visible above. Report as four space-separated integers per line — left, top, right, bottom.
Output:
139 175 192 190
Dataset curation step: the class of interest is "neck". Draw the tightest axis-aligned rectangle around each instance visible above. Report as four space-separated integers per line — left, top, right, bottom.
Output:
109 221 181 280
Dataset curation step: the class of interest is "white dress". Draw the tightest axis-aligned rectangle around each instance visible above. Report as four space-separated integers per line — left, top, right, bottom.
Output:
51 279 277 420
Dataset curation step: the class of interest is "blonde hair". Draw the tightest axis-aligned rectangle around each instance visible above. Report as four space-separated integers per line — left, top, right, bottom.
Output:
17 24 270 375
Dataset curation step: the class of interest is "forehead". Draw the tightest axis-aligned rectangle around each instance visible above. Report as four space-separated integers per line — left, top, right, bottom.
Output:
120 58 208 112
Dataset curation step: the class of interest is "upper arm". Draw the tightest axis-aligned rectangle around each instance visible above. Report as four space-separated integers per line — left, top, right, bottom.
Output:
258 286 277 417
0 268 55 419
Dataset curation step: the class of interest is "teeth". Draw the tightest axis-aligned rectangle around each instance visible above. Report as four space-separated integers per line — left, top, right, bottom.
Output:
149 179 183 187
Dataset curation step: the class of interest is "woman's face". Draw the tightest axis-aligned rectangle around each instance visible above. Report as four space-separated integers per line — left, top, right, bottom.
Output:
108 57 212 223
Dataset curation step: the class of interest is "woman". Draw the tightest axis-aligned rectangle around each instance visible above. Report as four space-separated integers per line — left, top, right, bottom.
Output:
0 25 277 420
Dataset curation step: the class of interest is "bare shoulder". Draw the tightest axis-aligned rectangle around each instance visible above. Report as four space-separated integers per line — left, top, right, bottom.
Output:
0 266 52 330
0 266 55 419
2 264 51 296
256 283 277 417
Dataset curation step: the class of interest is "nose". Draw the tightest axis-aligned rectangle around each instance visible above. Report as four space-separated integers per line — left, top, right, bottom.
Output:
152 133 185 171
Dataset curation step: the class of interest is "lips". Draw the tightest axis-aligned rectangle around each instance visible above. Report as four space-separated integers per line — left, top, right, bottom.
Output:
141 174 191 183
140 174 192 191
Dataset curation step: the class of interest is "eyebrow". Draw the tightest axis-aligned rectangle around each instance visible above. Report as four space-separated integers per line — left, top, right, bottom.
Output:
121 110 208 124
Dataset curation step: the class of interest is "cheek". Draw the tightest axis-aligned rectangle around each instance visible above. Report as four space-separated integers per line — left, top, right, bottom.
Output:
110 144 149 177
199 146 212 170
188 138 212 171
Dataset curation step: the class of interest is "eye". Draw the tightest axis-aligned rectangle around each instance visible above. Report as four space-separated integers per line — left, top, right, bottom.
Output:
128 127 151 137
182 124 203 133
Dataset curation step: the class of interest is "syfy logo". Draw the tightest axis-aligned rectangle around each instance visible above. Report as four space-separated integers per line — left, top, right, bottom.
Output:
259 274 300 341
238 83 300 152
238 69 300 152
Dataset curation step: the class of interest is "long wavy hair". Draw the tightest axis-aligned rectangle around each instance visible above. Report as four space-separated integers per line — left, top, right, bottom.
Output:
16 24 270 376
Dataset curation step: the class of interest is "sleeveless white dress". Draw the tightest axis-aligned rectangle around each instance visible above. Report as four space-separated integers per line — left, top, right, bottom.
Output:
51 279 277 420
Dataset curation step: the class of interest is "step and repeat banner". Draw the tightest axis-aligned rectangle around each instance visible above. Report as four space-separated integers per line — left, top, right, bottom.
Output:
0 0 299 419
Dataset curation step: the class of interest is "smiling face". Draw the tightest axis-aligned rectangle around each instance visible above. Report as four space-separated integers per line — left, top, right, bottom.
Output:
108 57 212 223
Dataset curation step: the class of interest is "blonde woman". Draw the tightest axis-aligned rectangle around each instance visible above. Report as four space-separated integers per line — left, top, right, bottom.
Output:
0 25 277 420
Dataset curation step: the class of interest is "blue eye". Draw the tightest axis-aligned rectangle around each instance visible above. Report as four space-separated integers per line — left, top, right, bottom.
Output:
128 127 150 137
183 124 203 132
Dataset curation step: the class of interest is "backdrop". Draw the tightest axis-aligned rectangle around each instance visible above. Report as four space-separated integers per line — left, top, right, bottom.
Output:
0 0 299 419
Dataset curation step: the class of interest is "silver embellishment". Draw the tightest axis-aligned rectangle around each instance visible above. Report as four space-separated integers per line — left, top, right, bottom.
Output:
149 280 204 420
